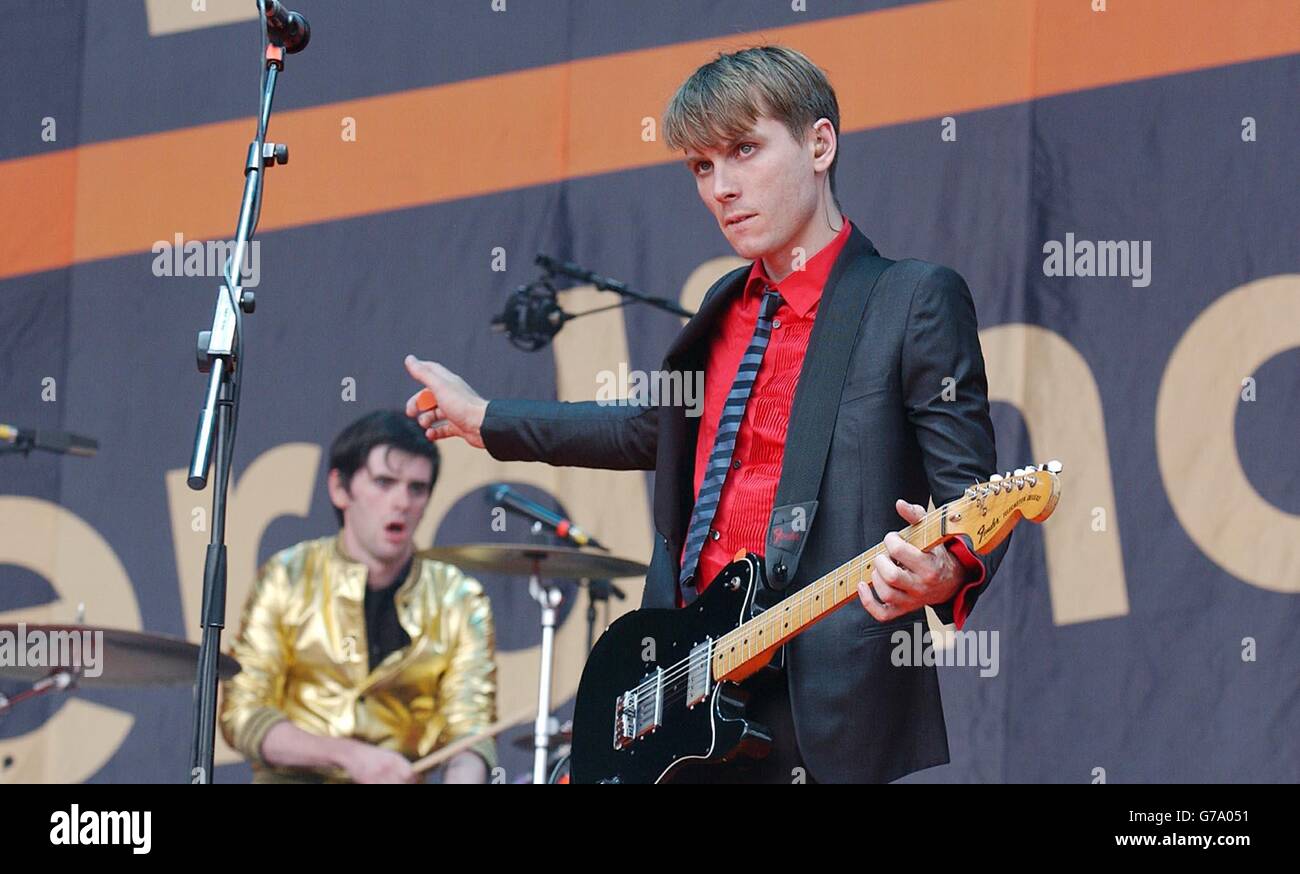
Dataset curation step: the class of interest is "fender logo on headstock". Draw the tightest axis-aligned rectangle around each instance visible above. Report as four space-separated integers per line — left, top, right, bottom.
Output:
977 515 1004 540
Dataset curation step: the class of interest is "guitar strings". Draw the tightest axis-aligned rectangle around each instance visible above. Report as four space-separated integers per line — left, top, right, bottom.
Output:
620 471 1038 714
623 505 949 704
626 521 935 712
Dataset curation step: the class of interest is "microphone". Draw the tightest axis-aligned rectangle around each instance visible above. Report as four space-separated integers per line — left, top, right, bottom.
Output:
491 278 569 352
261 0 311 53
488 484 607 551
0 424 98 457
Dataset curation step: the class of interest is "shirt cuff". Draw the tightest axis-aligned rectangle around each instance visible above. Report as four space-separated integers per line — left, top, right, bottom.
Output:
944 536 987 631
469 737 498 774
238 705 290 767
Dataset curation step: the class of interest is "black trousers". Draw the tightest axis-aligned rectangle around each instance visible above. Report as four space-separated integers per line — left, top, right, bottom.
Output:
666 666 818 784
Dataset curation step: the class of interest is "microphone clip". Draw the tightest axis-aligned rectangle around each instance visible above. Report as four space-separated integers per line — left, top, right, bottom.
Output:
491 277 568 352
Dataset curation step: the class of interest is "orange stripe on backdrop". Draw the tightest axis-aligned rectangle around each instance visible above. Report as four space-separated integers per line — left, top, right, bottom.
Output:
1 0 1296 281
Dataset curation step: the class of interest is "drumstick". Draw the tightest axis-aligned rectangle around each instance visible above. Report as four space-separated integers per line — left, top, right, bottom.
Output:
411 706 536 775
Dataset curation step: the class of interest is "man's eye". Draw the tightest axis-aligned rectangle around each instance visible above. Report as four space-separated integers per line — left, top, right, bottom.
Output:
737 143 755 156
694 161 711 175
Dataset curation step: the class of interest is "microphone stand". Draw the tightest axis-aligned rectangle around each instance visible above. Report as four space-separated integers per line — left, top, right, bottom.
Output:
184 35 293 785
535 254 696 318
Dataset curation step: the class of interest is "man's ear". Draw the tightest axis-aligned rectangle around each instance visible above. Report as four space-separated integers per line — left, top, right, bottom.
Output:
811 117 836 170
327 469 351 515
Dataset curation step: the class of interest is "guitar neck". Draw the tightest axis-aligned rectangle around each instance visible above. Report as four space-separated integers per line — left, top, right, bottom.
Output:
706 463 1061 683
710 510 948 683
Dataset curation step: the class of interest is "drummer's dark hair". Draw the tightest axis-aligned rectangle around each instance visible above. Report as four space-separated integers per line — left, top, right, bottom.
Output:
328 410 440 526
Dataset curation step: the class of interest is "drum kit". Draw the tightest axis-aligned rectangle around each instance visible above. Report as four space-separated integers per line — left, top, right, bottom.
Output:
0 542 646 784
0 620 241 766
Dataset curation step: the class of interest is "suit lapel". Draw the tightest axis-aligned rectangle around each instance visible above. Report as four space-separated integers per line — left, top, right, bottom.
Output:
763 225 890 591
652 226 884 586
654 264 749 566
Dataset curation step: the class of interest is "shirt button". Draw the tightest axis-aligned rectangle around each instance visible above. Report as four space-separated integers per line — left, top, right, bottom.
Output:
772 319 781 329
732 459 741 470
710 529 721 541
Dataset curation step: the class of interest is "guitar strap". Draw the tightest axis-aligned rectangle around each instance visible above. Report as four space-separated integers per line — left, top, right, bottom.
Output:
759 249 893 608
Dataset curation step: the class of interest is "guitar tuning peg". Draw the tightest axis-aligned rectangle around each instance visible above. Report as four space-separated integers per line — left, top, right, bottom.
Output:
989 473 1003 482
1045 460 1063 474
1013 468 1025 477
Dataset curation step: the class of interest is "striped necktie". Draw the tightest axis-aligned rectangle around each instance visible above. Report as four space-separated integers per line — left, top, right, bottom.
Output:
679 286 783 602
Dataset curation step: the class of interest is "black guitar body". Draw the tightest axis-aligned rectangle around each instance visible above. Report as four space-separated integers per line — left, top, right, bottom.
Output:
569 555 778 784
564 464 1062 783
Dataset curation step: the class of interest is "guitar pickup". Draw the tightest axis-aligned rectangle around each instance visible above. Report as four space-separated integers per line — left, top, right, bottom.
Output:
686 640 712 709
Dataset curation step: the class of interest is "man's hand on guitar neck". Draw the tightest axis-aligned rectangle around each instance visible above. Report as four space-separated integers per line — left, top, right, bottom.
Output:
404 355 489 449
856 499 969 622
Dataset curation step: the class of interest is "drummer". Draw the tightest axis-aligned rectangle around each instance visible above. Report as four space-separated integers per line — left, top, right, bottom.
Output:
219 410 497 783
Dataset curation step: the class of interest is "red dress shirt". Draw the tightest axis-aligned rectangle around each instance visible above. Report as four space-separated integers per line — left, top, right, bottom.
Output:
680 219 985 627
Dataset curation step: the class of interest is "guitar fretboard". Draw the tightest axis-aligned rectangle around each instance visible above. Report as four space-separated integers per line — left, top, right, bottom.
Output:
709 508 951 681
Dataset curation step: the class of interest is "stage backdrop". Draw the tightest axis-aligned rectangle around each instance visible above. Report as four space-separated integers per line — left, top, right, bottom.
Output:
1 0 1297 783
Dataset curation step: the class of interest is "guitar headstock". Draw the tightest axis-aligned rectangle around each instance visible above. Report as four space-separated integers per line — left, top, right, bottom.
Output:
940 461 1062 554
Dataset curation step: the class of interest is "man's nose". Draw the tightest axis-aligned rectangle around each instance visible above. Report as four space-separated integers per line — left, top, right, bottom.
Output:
711 165 739 203
392 487 411 512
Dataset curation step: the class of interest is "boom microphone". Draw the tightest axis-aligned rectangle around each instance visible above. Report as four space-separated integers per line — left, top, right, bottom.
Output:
488 484 607 551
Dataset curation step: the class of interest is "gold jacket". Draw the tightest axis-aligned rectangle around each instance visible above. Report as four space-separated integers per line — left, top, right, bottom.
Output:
220 535 497 782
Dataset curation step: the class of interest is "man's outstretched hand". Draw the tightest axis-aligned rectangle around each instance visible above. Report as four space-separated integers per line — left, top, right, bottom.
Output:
404 355 489 449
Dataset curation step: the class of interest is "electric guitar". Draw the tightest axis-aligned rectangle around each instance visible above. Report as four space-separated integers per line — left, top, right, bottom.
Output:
569 461 1063 783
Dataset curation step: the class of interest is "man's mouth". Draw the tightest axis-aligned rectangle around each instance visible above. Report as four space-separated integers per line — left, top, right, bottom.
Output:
725 213 757 229
383 521 407 540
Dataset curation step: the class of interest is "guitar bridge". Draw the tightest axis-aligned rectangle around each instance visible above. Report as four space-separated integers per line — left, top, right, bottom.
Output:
613 666 664 750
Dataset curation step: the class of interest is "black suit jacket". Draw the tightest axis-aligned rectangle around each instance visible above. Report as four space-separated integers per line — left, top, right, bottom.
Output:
481 225 1006 782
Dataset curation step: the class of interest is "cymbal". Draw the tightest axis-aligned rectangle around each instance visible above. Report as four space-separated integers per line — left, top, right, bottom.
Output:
0 625 240 688
425 543 647 579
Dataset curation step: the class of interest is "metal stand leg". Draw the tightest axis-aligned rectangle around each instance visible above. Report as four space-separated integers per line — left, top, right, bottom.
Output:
529 565 563 784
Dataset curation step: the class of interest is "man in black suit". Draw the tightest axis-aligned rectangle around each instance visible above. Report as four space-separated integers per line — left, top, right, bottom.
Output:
403 46 1005 783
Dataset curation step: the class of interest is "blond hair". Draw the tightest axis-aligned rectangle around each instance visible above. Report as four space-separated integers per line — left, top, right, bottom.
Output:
663 45 841 195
